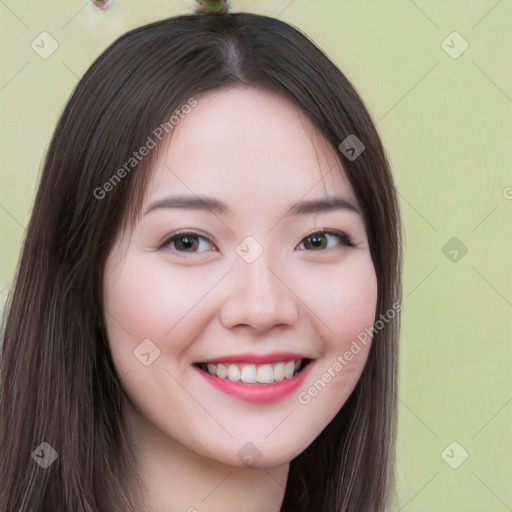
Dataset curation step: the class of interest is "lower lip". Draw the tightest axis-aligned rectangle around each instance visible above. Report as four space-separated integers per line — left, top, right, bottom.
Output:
194 362 314 403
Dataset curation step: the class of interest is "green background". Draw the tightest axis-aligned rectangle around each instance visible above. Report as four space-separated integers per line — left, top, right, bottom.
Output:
1 1 511 510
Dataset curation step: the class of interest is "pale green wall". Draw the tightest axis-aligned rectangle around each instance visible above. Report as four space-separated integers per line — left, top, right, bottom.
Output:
1 1 511 510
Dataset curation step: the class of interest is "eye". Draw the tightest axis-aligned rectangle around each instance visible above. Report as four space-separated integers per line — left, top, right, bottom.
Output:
160 231 216 254
159 229 355 255
296 230 355 251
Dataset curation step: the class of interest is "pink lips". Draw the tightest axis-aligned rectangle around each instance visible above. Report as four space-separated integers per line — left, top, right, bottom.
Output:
194 354 314 403
197 351 311 365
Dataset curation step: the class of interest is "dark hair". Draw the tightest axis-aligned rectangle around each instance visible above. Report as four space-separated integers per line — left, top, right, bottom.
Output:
1 9 402 512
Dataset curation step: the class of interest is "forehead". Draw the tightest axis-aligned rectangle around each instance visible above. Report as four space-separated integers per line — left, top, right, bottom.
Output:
144 86 356 212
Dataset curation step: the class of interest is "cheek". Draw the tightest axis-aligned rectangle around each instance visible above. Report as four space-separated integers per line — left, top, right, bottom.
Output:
303 252 378 345
103 252 210 343
293 254 377 425
306 254 378 410
297 252 376 392
102 252 210 414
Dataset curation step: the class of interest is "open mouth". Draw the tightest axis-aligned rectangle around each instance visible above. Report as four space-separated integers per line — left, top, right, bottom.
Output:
193 358 313 385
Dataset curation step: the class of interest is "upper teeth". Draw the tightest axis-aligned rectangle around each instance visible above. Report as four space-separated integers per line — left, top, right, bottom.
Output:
203 360 303 384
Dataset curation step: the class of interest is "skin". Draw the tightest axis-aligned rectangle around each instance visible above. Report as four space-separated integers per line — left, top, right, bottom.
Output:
102 86 378 512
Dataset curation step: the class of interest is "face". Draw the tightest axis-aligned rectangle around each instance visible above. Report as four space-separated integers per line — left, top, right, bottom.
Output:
102 86 378 469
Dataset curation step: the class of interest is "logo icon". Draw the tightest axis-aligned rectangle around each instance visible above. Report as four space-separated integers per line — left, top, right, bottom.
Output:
442 237 468 263
441 441 469 469
31 32 59 59
441 32 468 59
236 442 263 467
236 236 263 264
134 338 161 366
31 442 58 469
338 134 365 161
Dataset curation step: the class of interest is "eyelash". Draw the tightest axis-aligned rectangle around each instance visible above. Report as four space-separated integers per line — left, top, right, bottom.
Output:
159 229 356 255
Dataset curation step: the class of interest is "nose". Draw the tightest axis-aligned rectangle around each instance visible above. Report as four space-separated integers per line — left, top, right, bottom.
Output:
219 256 299 332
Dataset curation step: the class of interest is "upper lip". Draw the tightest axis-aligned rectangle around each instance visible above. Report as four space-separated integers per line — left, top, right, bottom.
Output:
195 352 313 365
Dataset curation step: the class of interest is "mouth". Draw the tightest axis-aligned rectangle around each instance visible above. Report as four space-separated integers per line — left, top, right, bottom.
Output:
193 358 313 384
193 356 315 403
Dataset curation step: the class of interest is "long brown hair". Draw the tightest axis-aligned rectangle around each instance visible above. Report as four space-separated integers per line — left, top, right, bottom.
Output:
1 9 402 512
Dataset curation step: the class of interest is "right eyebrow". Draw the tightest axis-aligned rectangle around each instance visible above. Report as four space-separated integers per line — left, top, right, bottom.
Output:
144 195 229 216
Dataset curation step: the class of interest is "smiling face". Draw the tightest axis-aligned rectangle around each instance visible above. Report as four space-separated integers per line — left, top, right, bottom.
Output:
102 86 378 469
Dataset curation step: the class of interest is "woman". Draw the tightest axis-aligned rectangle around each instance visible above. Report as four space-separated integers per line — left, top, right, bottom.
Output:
0 1 403 510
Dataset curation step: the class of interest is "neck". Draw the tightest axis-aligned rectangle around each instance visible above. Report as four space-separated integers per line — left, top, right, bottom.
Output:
126 401 289 512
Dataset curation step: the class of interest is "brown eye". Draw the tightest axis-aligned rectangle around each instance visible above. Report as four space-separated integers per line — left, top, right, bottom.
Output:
174 234 200 251
161 232 215 254
303 233 328 250
297 230 355 251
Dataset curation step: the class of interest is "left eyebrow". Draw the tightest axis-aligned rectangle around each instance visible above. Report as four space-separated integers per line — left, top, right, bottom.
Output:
287 196 360 216
143 194 360 216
